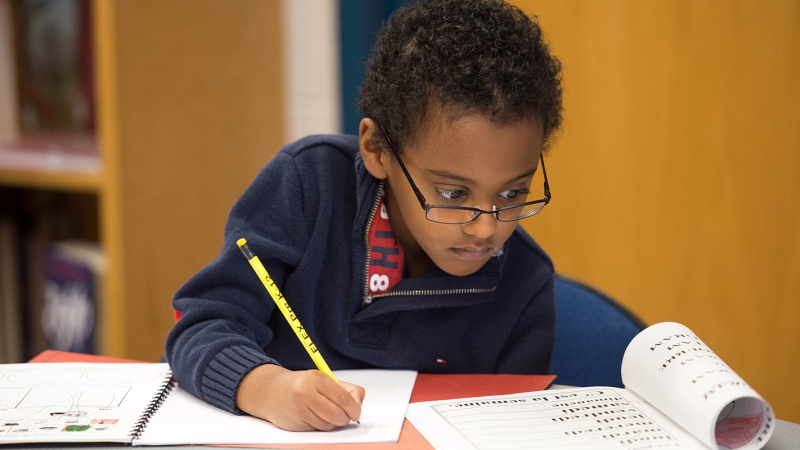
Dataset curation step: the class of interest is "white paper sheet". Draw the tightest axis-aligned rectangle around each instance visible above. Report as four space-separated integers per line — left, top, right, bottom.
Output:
406 387 707 450
621 322 774 450
134 369 417 446
0 363 171 444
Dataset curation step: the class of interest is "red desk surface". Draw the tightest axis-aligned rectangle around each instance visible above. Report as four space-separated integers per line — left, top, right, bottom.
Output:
30 350 556 449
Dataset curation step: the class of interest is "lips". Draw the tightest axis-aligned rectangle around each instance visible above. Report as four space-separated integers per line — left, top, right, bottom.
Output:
451 247 493 260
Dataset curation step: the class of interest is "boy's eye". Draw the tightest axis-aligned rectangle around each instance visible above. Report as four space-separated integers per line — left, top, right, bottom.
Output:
499 188 530 200
437 188 465 201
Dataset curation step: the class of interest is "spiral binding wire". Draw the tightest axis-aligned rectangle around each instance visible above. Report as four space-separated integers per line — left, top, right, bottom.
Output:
129 373 175 440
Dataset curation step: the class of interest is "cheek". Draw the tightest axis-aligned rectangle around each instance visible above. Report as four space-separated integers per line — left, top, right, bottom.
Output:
404 214 460 249
492 222 520 249
496 221 518 239
412 216 453 244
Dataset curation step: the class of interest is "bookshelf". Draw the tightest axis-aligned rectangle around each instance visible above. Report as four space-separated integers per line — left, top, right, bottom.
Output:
1 0 285 361
0 137 101 193
0 170 100 193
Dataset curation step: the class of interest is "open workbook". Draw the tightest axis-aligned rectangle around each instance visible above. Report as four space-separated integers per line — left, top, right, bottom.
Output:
407 322 774 450
0 363 416 446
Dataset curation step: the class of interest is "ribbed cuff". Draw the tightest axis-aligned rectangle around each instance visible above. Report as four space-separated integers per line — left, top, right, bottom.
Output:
200 345 279 415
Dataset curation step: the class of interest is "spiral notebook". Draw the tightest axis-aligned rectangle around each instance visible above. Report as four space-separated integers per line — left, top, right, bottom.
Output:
0 362 173 445
0 362 417 446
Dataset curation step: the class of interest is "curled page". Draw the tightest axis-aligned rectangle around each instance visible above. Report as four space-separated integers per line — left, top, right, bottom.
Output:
621 322 774 450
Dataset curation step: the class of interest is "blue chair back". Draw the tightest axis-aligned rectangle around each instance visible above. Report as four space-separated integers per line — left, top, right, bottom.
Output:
550 275 646 388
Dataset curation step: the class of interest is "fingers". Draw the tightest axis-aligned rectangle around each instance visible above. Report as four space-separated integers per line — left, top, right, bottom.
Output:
340 381 366 408
277 371 362 430
299 403 343 431
313 374 364 425
235 366 365 432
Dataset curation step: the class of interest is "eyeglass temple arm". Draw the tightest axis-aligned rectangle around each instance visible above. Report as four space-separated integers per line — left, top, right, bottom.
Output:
378 124 428 208
540 154 551 200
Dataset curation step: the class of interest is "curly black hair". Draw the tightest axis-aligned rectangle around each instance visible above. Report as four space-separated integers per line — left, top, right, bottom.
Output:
358 0 563 153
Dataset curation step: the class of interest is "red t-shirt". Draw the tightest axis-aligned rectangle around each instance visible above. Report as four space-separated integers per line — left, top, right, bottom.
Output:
366 194 404 295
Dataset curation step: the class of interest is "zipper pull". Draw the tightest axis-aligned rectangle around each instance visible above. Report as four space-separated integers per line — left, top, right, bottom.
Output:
361 294 373 308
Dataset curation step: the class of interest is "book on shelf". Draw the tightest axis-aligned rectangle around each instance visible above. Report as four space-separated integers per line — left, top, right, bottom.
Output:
0 0 19 145
0 0 99 174
13 0 94 135
407 322 775 450
20 222 46 360
41 240 104 355
0 362 417 446
5 190 103 360
0 216 23 363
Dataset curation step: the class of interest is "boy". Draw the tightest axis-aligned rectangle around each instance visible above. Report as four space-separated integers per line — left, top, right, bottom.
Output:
167 0 562 432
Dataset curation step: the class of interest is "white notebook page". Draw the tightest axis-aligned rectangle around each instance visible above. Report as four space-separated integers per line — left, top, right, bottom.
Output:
134 369 417 446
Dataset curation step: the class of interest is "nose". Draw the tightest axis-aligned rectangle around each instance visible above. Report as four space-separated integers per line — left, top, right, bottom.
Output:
461 206 497 239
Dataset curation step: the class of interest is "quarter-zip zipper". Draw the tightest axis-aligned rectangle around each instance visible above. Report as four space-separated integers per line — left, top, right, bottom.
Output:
362 180 384 306
361 181 497 308
362 286 497 308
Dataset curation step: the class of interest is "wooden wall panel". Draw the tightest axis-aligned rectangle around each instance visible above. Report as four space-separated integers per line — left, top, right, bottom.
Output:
511 0 800 423
96 0 284 361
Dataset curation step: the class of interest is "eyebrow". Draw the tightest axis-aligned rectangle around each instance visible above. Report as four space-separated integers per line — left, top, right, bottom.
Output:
425 167 537 186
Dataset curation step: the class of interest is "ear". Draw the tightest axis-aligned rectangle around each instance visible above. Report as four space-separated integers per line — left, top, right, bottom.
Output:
359 118 390 180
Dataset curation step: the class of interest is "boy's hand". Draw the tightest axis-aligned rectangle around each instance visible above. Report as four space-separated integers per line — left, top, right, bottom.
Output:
235 364 366 431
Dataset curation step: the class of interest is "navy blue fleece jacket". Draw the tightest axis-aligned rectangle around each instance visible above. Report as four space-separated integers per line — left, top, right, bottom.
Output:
166 135 555 414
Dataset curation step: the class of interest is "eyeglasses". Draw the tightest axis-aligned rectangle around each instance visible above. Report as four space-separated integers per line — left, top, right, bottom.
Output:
376 123 551 224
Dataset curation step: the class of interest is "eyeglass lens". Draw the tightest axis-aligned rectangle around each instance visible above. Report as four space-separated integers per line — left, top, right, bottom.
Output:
426 201 546 224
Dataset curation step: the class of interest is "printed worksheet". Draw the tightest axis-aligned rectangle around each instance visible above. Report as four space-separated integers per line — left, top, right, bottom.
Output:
0 363 171 444
406 322 774 450
407 386 705 449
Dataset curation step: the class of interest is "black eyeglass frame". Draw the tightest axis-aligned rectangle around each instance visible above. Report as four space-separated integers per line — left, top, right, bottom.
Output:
376 123 552 224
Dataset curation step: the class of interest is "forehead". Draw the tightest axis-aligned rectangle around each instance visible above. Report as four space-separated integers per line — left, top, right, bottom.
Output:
404 114 544 182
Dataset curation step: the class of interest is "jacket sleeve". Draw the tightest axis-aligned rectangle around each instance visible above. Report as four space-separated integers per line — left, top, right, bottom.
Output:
494 274 556 375
165 151 309 415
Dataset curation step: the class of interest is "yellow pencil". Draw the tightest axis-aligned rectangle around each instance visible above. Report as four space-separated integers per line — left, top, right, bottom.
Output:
237 238 338 383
